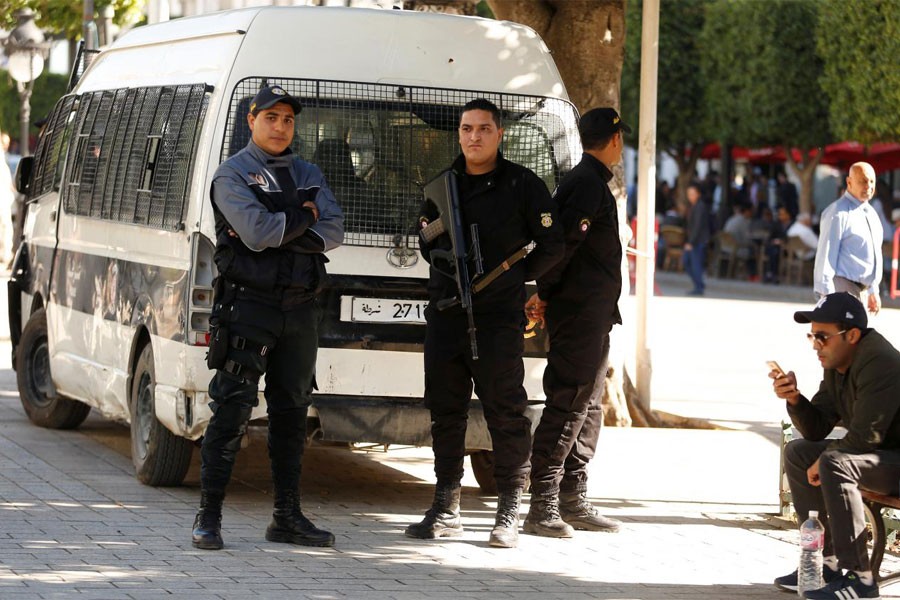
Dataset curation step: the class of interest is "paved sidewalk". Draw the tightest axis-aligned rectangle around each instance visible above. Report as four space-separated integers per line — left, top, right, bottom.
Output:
3 272 900 598
3 370 900 599
0 390 791 600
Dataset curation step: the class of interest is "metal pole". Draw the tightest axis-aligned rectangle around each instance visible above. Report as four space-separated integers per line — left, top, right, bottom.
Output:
83 0 96 50
99 5 114 46
148 0 171 24
634 0 660 409
17 81 33 157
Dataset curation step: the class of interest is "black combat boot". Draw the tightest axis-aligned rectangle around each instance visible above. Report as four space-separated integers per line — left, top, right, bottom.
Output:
265 490 335 547
192 491 225 550
405 483 463 539
560 490 621 532
524 491 574 538
489 488 522 548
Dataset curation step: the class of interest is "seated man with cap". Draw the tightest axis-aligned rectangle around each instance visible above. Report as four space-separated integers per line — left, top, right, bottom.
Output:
770 292 900 599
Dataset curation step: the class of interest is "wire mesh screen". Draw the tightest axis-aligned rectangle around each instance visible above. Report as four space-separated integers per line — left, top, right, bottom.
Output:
222 77 581 247
29 94 77 197
66 42 101 93
62 84 209 231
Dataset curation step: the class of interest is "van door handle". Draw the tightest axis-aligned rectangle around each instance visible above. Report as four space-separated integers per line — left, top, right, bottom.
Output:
50 210 57 222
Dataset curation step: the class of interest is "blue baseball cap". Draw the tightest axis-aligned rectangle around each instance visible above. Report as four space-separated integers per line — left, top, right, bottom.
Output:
249 85 302 115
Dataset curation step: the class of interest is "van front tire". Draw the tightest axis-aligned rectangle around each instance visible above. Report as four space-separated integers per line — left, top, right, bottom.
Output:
130 344 193 486
16 309 91 430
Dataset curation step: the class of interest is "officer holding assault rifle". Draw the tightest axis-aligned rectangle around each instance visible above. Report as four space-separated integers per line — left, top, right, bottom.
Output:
406 99 629 549
406 98 563 548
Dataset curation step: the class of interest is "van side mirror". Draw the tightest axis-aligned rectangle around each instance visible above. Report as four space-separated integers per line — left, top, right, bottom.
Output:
14 156 33 196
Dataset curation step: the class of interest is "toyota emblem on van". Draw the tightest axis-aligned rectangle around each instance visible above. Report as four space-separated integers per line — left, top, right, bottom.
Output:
387 235 418 269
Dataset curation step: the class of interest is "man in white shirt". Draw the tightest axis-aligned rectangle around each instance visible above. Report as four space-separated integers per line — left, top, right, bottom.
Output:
813 162 882 313
787 213 819 261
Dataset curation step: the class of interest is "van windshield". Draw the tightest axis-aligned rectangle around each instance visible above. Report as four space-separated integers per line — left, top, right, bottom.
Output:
222 79 581 247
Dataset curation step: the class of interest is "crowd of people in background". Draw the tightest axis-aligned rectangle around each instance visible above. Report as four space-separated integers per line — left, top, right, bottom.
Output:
630 165 899 293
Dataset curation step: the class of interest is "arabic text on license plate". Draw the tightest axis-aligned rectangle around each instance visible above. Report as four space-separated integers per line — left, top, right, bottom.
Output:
351 297 428 323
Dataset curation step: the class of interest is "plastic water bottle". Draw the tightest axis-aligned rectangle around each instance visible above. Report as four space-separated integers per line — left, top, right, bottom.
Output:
798 510 825 596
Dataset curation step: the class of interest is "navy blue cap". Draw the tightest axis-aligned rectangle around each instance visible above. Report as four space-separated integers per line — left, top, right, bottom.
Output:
250 85 302 115
794 292 867 329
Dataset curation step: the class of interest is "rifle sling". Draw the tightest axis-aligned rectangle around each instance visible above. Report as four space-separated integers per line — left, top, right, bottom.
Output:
472 247 528 294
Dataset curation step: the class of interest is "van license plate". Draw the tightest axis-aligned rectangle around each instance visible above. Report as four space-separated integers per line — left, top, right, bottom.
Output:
348 297 428 324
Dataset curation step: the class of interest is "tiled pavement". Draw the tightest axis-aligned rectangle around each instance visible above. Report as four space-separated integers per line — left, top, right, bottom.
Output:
4 373 900 599
3 273 900 598
0 397 779 599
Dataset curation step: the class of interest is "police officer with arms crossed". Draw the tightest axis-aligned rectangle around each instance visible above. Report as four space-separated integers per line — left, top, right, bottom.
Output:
406 98 564 548
771 292 900 599
191 85 344 550
523 108 626 538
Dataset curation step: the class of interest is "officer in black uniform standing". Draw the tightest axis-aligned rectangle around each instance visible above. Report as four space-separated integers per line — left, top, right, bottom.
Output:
405 98 564 549
191 85 344 550
523 108 626 538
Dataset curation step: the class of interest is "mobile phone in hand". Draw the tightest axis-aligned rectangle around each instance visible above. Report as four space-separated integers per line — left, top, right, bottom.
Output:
767 360 786 377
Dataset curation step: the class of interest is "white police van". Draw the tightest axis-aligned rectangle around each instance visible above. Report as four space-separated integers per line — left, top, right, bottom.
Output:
9 6 582 489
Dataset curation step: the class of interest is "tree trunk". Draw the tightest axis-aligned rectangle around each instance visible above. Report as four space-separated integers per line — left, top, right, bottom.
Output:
489 0 626 113
785 148 822 217
669 146 701 212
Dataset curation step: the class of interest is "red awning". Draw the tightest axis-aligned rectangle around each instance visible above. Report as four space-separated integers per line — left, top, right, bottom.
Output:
698 142 900 172
815 142 900 172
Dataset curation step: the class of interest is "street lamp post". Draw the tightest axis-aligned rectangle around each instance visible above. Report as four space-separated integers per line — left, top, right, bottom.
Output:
4 9 50 157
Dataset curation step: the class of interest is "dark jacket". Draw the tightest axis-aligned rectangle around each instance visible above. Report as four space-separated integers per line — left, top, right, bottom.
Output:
687 200 711 246
211 141 344 306
536 153 622 324
419 154 563 315
787 329 900 452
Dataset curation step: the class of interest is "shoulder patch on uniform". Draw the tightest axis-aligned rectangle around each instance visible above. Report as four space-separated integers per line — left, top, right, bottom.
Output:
541 212 553 228
248 172 271 192
580 218 591 232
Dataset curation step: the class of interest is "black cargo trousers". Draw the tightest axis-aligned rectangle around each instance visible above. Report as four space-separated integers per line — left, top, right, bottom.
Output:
784 438 900 572
200 284 320 497
530 303 612 496
424 308 532 493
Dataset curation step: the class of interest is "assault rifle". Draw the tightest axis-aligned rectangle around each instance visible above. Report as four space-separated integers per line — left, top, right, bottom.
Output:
422 170 483 360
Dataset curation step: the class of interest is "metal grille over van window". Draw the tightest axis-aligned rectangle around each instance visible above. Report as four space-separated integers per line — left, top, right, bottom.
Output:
29 94 77 197
66 41 100 93
222 78 580 248
62 83 209 231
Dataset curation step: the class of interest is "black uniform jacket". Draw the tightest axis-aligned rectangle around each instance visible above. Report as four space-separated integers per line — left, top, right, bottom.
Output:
536 153 622 324
210 141 344 307
419 153 564 316
787 329 900 453
687 199 711 246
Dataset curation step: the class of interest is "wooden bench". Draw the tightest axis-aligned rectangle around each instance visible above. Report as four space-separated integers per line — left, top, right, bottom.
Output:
861 489 900 584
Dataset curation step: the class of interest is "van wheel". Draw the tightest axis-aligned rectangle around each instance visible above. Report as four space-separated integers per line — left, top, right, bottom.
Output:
16 309 91 429
130 344 193 486
469 450 498 495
